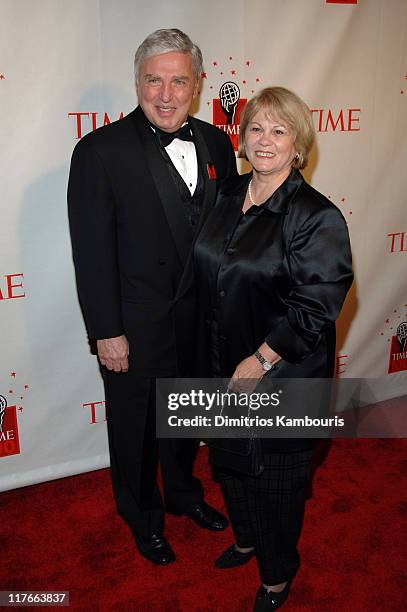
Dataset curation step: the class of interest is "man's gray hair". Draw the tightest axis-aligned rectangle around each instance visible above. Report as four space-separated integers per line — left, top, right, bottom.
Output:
134 28 203 84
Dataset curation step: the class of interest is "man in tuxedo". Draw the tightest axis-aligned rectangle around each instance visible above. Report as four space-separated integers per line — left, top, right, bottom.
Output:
68 29 237 565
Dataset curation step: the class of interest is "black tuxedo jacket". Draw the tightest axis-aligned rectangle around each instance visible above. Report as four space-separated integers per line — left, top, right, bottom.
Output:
68 106 237 376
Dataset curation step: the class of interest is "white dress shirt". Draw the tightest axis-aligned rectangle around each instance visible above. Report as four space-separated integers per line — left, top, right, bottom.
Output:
165 137 198 195
150 123 198 195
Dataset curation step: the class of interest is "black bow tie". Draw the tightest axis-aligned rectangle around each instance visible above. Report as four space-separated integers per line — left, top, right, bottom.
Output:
153 123 194 147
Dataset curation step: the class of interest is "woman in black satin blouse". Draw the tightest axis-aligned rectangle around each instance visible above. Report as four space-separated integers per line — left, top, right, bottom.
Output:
194 87 353 611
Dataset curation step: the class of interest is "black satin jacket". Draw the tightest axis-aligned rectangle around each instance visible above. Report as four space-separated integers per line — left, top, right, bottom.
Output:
194 169 353 380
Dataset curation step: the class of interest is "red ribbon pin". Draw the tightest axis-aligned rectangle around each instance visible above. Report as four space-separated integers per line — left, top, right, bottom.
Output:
207 163 217 180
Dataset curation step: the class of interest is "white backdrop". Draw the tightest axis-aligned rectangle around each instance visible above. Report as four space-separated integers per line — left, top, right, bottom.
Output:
1 0 406 490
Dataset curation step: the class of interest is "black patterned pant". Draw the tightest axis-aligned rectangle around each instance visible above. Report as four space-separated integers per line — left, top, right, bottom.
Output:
216 449 313 584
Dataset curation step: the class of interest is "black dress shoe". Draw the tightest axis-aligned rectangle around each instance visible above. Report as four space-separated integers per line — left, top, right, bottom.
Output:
135 534 176 565
215 543 255 569
253 582 291 611
184 501 229 531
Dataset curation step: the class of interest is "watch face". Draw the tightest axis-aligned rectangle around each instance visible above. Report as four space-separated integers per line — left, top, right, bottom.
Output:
263 361 272 371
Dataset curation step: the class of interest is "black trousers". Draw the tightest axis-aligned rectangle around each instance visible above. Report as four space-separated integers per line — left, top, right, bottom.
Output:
216 449 313 584
103 372 203 538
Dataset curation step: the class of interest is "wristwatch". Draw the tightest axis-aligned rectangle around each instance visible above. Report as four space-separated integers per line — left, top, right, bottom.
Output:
254 350 275 372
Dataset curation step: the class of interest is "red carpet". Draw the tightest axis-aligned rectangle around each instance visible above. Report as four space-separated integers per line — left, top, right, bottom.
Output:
0 440 406 611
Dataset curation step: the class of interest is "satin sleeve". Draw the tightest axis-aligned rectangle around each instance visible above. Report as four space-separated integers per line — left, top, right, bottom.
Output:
265 206 353 363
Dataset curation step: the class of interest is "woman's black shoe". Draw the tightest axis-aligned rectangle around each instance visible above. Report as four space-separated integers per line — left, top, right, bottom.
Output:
215 543 255 569
253 581 291 611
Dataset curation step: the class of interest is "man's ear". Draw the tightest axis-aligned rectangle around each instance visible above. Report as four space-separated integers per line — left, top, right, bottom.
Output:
192 79 200 99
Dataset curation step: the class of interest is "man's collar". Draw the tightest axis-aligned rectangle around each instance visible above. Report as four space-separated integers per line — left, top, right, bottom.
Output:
149 121 193 147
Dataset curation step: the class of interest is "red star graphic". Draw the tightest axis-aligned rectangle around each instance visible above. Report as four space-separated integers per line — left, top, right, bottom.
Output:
200 71 207 79
213 61 218 66
207 101 210 106
385 319 390 323
242 80 246 84
246 60 250 66
231 70 236 75
24 384 29 389
229 56 233 60
20 396 24 400
256 78 260 82
0 74 5 80
341 197 346 202
18 407 23 412
348 211 353 215
10 372 16 377
8 390 13 394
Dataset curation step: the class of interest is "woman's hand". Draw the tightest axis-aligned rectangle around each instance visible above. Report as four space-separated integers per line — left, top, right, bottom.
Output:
229 354 265 394
229 343 281 394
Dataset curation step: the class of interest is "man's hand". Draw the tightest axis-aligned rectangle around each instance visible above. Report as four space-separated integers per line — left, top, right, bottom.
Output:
97 335 129 373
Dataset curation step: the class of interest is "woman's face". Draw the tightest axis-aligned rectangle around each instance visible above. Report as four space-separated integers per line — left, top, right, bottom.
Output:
244 109 296 179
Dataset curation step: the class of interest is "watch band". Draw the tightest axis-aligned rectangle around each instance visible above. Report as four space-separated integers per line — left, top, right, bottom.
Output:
254 350 275 372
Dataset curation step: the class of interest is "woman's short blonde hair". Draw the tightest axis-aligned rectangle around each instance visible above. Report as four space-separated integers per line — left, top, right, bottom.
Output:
238 86 315 170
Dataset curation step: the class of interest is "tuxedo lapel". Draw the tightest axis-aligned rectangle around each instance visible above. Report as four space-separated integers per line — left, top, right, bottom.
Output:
189 117 217 236
133 107 193 267
172 118 220 301
132 108 219 301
